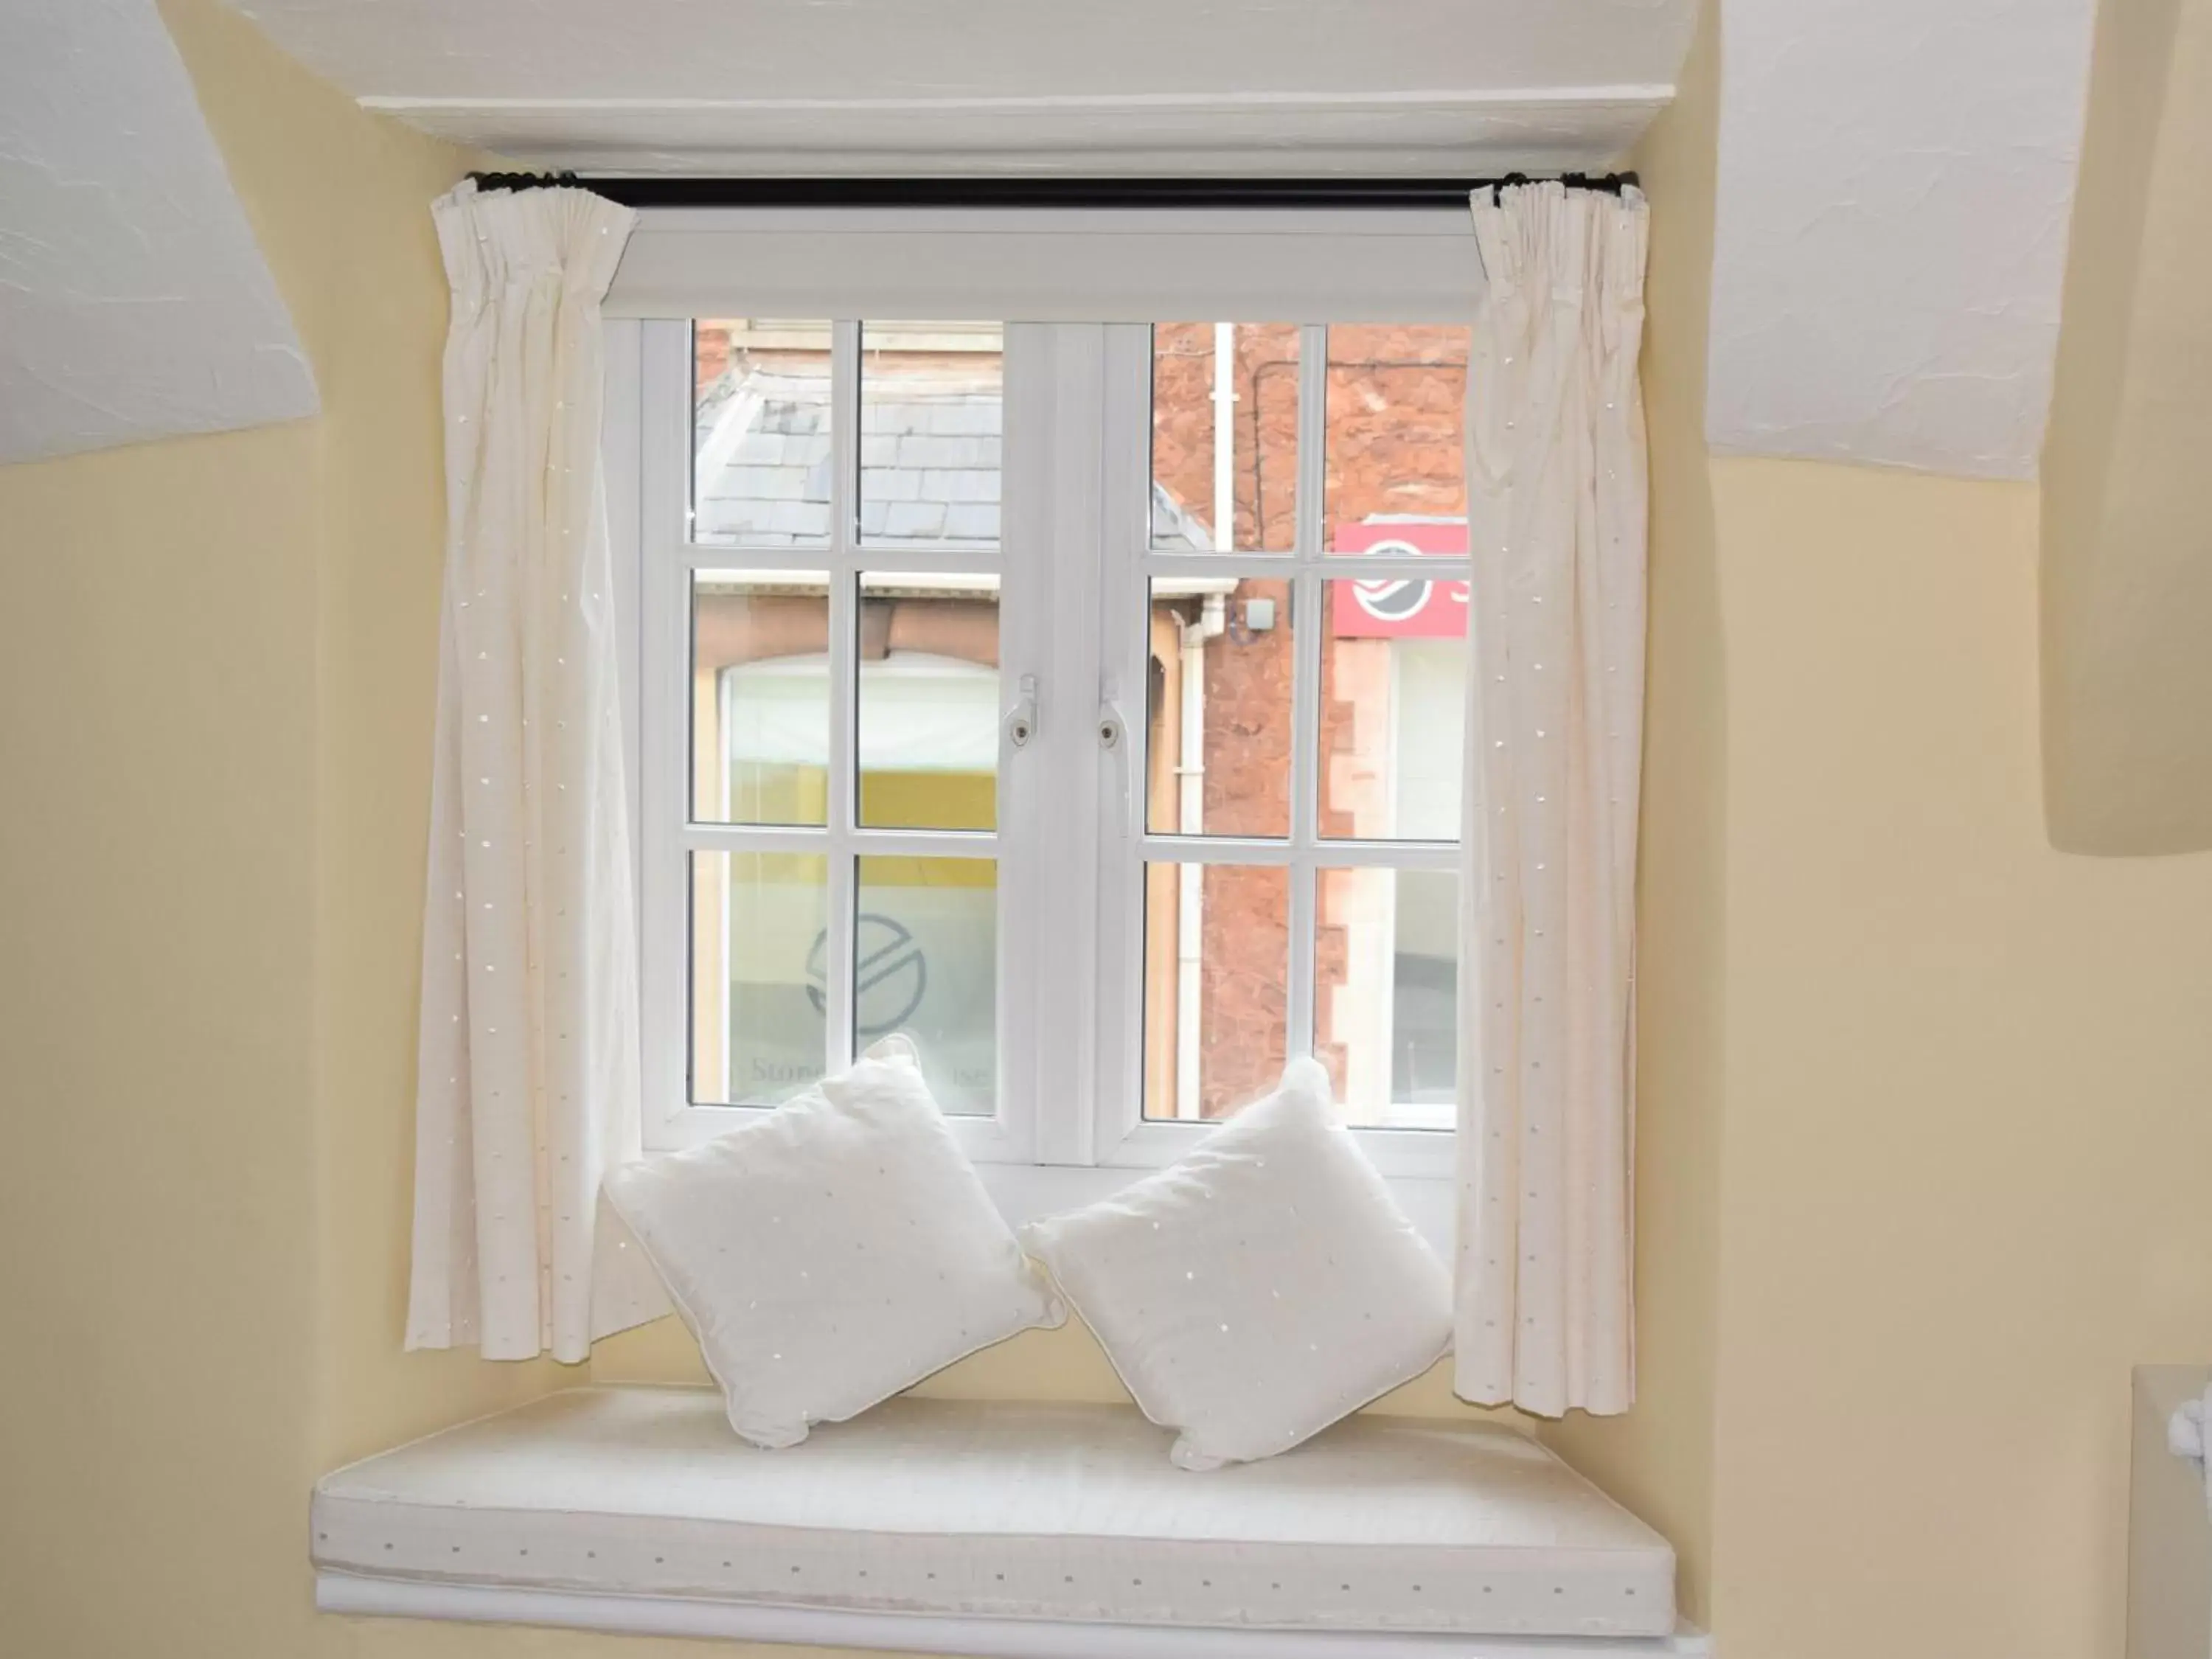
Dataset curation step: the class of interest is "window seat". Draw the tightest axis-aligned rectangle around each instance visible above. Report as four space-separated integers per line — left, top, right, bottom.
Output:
312 1387 1701 1658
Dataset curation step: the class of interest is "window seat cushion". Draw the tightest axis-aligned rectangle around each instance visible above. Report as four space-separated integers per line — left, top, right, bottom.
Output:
311 1386 1677 1644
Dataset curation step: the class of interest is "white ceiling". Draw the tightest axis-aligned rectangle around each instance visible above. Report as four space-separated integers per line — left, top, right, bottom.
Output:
1705 0 2099 480
222 0 1699 175
1 0 318 467
2 0 2110 484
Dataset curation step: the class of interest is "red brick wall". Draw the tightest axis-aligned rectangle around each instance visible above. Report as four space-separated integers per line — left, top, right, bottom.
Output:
1150 322 1302 549
695 323 731 395
1321 324 1470 535
1195 597 1293 1115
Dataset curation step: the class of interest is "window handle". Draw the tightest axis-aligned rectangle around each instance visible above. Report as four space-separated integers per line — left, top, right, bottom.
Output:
1098 684 1139 840
1004 673 1039 750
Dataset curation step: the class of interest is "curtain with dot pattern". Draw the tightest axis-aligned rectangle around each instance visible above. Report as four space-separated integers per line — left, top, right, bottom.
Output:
1456 181 1649 1417
407 181 667 1363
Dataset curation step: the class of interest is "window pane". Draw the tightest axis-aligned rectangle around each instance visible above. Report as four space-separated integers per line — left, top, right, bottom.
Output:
693 319 832 546
1150 323 1300 552
861 321 1004 546
1141 861 1289 1121
855 855 997 1116
692 850 828 1107
692 571 830 826
1323 324 1470 554
857 574 999 831
1319 585 1467 841
1144 578 1292 839
1315 867 1458 1128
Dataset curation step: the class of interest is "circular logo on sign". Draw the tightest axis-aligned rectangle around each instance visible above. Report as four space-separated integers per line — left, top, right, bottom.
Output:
1349 537 1433 623
805 914 928 1035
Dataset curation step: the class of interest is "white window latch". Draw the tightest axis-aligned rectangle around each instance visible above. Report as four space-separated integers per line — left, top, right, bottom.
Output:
1005 673 1040 749
1099 679 1139 839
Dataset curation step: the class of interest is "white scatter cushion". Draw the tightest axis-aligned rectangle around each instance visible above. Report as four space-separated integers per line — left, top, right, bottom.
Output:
1023 1060 1452 1471
604 1036 1062 1448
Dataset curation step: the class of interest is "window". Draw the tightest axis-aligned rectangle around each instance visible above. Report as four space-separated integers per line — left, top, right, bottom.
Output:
613 227 1472 1221
1122 324 1469 1141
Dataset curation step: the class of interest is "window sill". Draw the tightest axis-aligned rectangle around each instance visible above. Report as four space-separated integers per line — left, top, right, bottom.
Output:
312 1387 1698 1658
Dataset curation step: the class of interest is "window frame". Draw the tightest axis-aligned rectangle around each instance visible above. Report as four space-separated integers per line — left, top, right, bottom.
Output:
628 319 1046 1175
1090 324 1469 1180
604 212 1475 1242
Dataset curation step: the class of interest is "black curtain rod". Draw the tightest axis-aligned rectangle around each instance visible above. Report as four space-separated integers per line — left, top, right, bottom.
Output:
465 171 1638 210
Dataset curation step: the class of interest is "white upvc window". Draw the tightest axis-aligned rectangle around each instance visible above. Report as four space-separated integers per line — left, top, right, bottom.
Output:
605 211 1478 1240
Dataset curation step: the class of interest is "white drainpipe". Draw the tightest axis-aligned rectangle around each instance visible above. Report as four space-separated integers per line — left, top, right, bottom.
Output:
1176 325 1237 1120
1211 321 1237 554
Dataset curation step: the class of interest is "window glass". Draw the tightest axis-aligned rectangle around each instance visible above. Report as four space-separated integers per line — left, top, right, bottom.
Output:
856 856 997 1116
652 306 1472 1169
1141 861 1289 1121
1318 588 1467 841
692 571 830 826
692 851 829 1107
860 323 1004 546
1150 323 1300 552
857 574 999 831
692 319 834 545
1315 867 1458 1128
1144 578 1293 840
1323 324 1469 552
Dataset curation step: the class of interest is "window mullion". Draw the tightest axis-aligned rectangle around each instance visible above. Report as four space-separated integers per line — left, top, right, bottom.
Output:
1083 324 1157 1165
1010 321 1112 1166
822 319 863 1072
1295 322 1329 557
1288 566 1321 1062
1287 325 1329 1062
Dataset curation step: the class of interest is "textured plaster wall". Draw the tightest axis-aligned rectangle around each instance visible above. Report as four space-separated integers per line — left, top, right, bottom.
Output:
0 0 317 462
1705 0 2098 478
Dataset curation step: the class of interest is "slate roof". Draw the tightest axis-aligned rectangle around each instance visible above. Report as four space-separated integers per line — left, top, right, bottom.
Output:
693 362 1211 552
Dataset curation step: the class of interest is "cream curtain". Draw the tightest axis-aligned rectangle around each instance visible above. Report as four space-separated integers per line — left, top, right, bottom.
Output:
407 181 665 1362
1456 181 1649 1417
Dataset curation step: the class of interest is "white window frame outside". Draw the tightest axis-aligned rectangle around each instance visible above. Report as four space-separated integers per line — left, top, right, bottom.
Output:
603 209 1478 1245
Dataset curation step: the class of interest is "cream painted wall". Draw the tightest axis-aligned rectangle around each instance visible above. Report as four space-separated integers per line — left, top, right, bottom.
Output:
1571 9 2212 1652
10 3 2212 1658
0 9 1528 1656
0 3 554 1655
2039 0 2212 855
0 346 323 1659
1704 456 2212 1658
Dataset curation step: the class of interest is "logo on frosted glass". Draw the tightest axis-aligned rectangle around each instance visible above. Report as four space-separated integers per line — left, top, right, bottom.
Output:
804 914 928 1034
